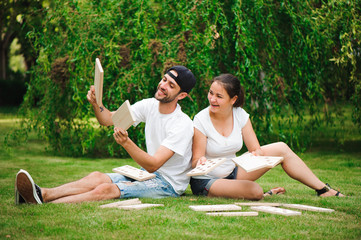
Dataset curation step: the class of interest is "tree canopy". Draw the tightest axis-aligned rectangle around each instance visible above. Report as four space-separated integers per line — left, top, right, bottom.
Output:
17 0 361 157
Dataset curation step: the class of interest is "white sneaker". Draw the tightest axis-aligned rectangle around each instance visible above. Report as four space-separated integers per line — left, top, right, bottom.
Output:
15 169 43 204
15 188 26 205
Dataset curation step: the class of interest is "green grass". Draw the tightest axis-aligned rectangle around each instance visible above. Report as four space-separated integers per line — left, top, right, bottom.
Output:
1 107 361 239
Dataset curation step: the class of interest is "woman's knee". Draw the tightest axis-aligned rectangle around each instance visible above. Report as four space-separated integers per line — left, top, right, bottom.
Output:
278 141 290 150
234 181 263 200
266 141 292 157
248 183 264 200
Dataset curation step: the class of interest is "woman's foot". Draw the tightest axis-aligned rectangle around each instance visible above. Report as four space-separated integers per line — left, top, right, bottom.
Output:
316 183 345 197
319 189 345 197
263 187 286 197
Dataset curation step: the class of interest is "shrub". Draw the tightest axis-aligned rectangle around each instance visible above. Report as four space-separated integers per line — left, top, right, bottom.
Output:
19 0 360 157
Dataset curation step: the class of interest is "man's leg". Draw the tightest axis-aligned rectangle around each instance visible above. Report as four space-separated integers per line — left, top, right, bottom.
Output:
42 171 114 202
16 170 118 204
50 183 121 203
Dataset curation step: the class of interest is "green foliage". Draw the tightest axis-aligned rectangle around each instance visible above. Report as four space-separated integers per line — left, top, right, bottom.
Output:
20 0 361 157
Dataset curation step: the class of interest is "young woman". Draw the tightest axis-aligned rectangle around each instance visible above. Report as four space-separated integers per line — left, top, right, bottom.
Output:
190 74 344 200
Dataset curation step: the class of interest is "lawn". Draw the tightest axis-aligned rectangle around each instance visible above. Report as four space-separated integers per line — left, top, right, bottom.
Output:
1 107 360 239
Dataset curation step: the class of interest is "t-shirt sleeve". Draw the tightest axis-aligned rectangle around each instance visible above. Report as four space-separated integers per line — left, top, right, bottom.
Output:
162 117 194 157
236 107 250 129
193 113 207 136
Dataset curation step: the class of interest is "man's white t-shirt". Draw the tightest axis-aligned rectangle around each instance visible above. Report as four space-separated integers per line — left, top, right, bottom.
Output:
193 106 249 179
131 98 193 194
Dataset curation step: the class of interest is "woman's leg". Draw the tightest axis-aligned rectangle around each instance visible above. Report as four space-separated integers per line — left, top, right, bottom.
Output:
260 142 343 197
208 179 264 200
234 168 286 197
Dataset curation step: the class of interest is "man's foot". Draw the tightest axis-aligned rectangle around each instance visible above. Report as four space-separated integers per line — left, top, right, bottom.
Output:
16 169 43 204
263 187 286 197
316 183 345 197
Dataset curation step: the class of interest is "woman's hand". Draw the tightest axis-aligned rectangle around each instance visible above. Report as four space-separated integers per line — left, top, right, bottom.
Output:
251 148 263 156
196 156 208 167
113 127 129 145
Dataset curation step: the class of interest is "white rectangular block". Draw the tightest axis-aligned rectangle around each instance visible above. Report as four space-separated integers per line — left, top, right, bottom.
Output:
251 206 301 216
94 58 104 106
100 198 142 208
112 100 136 131
232 153 284 172
235 202 282 207
118 204 164 210
206 212 259 217
187 158 227 176
189 204 242 212
112 165 156 181
282 204 334 212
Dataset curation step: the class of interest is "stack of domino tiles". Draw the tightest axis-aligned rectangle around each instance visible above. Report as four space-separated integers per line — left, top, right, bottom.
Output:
100 198 164 210
189 203 335 217
188 204 259 216
235 202 335 216
281 204 335 213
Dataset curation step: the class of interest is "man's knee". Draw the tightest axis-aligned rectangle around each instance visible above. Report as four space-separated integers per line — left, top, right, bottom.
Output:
93 183 120 200
86 171 110 183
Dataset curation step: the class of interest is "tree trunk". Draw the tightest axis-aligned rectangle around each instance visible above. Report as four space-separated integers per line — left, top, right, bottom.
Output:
0 45 6 80
0 31 16 80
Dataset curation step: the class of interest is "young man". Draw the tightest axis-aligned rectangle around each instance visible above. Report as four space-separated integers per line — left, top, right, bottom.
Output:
15 65 196 204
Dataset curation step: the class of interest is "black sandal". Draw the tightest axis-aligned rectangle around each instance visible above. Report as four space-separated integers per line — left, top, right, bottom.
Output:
264 187 286 196
265 190 273 196
316 183 341 196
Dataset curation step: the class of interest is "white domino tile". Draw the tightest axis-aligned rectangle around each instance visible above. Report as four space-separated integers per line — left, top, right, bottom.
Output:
235 202 282 207
206 212 259 217
282 204 334 212
112 100 136 131
117 204 164 210
251 206 301 216
189 204 242 212
112 165 156 181
94 58 104 106
100 198 141 208
187 158 227 176
232 154 284 172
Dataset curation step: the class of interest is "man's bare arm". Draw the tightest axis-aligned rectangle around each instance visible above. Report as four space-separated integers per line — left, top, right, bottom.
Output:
113 127 174 172
87 85 114 126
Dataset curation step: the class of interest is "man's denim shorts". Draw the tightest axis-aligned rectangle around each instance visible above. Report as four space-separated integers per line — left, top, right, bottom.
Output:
190 167 238 196
106 170 179 199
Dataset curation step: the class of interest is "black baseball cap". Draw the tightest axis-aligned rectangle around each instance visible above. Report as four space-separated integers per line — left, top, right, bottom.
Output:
166 66 196 93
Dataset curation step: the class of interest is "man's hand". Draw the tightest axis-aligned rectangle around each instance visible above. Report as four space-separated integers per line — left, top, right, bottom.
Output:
113 127 129 146
87 85 98 106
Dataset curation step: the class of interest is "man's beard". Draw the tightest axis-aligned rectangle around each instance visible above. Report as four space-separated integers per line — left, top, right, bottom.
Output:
154 87 179 103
